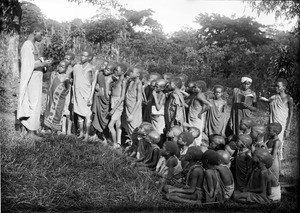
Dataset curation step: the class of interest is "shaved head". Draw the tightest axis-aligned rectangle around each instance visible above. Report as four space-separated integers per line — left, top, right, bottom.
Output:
148 130 161 144
217 150 231 164
238 134 253 148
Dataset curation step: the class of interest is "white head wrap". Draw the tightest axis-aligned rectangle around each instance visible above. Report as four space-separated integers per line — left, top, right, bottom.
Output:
241 76 252 83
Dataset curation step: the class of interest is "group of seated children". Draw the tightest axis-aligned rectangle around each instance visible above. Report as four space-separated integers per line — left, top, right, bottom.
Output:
129 118 282 204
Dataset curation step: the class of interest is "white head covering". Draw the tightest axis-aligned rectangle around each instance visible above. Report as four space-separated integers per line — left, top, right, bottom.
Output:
241 76 252 83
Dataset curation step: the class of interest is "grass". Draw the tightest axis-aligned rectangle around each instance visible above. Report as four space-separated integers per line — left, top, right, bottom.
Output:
1 106 299 212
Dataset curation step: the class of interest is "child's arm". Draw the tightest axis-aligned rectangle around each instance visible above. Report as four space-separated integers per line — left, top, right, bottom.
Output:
204 170 214 197
285 96 294 138
153 90 166 111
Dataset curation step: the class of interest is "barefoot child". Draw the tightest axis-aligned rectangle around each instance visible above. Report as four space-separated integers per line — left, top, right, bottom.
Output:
205 85 227 137
233 148 272 204
89 61 113 142
266 123 282 180
188 80 212 146
165 77 186 131
63 52 76 135
235 134 253 191
108 63 128 148
44 60 71 133
259 78 293 160
165 146 205 204
151 79 167 135
158 141 183 189
124 66 143 136
73 50 94 141
216 150 234 199
133 130 161 171
202 150 224 203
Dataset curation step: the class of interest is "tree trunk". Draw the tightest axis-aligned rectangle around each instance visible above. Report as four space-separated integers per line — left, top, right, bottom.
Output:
6 33 19 112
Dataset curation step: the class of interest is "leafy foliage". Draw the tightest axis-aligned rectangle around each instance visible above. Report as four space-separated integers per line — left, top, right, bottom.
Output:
43 33 66 68
0 0 22 33
20 1 45 34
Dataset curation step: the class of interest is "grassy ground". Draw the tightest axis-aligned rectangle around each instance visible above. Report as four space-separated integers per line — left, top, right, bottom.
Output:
1 105 299 212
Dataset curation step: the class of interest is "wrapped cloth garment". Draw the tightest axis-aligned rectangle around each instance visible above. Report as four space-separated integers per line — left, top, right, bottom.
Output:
73 63 94 117
205 99 227 137
151 105 165 134
188 96 204 146
269 94 289 160
92 72 110 132
44 73 70 130
125 81 142 135
17 40 43 131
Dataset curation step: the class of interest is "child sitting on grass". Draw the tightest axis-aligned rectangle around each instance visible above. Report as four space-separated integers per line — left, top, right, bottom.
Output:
216 150 234 200
132 130 161 171
44 60 71 134
235 134 253 192
164 146 205 204
233 148 272 204
157 141 183 190
202 150 224 203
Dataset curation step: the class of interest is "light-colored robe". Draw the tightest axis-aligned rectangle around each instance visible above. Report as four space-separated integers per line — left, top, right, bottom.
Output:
17 40 43 131
269 94 289 160
73 63 93 117
188 96 204 146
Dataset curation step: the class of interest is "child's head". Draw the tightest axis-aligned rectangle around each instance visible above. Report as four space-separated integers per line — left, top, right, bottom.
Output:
178 73 188 86
114 63 127 76
80 50 93 64
154 79 167 92
149 72 161 83
194 80 207 93
250 125 266 140
163 72 174 82
129 66 142 78
188 127 200 139
57 60 68 74
170 77 183 90
236 134 252 151
240 117 254 131
104 62 115 76
147 130 161 144
202 149 221 167
137 122 155 139
253 147 273 168
217 150 231 165
162 141 179 157
267 123 282 138
241 75 252 91
213 84 224 99
178 132 194 147
209 135 225 150
64 52 75 64
186 81 195 94
167 125 182 142
185 146 203 162
275 78 288 93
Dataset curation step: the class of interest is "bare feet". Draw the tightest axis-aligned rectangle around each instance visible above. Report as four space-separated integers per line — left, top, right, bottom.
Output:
66 131 72 136
78 133 84 139
83 135 90 142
